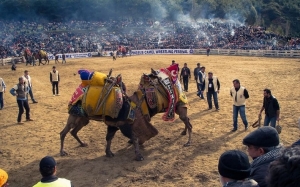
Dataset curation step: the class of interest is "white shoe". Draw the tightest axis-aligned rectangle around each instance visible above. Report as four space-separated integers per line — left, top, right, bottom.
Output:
56 94 60 96
53 95 56 96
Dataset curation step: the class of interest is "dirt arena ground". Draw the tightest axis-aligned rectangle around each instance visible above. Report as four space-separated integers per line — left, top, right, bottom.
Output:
0 55 299 187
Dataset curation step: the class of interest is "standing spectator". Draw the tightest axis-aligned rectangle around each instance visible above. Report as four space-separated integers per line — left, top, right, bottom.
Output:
0 77 6 110
201 72 220 110
243 126 282 187
32 52 37 66
50 66 60 96
230 79 249 132
54 53 60 64
266 146 300 187
22 70 38 103
180 63 191 92
0 168 9 187
62 53 66 64
193 63 201 91
33 156 74 187
9 77 34 124
113 51 117 61
218 150 259 187
11 63 16 71
196 66 206 99
258 89 280 128
206 47 210 56
172 60 180 72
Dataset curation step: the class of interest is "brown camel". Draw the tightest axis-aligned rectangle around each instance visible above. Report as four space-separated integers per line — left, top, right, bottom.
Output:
60 71 192 161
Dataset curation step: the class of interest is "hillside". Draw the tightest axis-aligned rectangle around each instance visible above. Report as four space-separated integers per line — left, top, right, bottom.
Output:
0 0 299 37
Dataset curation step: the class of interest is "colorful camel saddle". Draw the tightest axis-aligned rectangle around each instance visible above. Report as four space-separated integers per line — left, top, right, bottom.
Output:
140 64 188 122
39 50 47 56
68 70 134 120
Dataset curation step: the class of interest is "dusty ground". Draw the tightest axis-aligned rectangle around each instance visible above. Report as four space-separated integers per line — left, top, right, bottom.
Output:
0 55 299 187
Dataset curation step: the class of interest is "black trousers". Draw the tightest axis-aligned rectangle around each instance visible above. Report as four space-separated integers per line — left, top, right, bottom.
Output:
52 81 59 95
182 76 189 91
17 99 30 122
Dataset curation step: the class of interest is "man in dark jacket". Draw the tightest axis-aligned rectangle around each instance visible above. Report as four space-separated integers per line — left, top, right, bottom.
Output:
243 126 282 187
258 89 280 128
193 63 201 92
180 63 191 92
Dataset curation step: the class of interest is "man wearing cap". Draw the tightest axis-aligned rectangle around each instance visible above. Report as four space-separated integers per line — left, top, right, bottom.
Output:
33 156 74 187
258 89 280 128
243 126 282 187
50 66 60 96
0 77 6 110
10 77 33 124
201 72 220 110
0 168 9 187
180 63 191 92
230 79 249 131
218 150 259 187
22 70 38 103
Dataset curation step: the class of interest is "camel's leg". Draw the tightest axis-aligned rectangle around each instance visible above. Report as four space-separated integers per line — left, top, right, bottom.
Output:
105 126 119 157
60 115 88 156
70 118 89 147
177 106 192 147
132 132 144 161
60 115 74 156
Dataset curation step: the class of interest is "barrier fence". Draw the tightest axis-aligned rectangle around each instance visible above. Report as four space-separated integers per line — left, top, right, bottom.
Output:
193 49 300 58
2 49 299 65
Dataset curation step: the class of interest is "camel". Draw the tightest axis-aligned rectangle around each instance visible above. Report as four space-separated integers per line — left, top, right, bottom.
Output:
60 68 192 161
36 50 49 65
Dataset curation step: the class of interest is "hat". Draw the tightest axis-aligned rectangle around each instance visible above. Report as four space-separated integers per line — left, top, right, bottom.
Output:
39 156 56 170
218 150 250 180
243 126 279 147
0 169 8 187
52 66 56 68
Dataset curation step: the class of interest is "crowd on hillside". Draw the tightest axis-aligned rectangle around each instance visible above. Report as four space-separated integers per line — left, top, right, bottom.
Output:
0 19 299 58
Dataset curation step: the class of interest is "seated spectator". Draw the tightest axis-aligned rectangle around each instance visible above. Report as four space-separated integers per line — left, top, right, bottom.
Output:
266 146 300 187
0 168 9 187
218 150 259 187
33 156 74 187
243 126 282 187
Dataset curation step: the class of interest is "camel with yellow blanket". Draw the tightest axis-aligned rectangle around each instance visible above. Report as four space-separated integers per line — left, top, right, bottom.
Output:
60 65 192 161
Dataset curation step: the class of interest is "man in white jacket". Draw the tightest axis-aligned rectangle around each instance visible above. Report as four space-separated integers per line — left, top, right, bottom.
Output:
22 70 38 103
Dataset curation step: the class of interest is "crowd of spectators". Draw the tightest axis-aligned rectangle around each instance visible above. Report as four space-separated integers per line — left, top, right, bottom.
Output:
0 19 299 58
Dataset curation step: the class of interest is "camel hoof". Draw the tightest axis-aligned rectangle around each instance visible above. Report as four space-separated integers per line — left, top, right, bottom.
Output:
60 151 68 156
183 142 191 147
135 155 144 161
80 142 88 147
181 131 187 135
106 151 115 158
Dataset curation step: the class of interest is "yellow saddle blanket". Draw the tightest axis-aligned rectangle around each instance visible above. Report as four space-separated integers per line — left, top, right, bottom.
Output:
81 86 123 118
